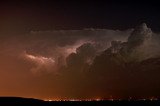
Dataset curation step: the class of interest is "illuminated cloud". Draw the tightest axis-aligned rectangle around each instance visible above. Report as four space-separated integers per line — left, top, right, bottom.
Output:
25 53 55 64
24 52 55 74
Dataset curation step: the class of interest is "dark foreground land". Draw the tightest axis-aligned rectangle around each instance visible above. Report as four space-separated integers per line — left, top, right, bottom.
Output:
0 97 160 106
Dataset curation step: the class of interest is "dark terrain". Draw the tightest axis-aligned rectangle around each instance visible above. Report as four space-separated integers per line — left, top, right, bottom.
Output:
0 97 160 106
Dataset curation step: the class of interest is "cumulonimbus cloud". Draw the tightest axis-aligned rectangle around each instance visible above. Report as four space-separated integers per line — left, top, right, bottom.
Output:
1 23 160 99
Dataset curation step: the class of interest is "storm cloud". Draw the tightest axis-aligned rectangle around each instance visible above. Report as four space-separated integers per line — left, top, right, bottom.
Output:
1 23 160 99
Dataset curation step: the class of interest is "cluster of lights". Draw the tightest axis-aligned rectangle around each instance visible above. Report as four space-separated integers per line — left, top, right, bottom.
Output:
43 97 159 102
44 99 104 102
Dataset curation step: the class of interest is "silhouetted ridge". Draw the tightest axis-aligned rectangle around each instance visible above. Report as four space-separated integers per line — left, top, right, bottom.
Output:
0 97 44 105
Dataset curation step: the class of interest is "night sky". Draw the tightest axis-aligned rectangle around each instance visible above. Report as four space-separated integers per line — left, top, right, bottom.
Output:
0 0 160 32
0 0 160 100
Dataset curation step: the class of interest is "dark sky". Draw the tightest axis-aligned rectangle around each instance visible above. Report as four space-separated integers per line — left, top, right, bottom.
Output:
0 0 160 33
